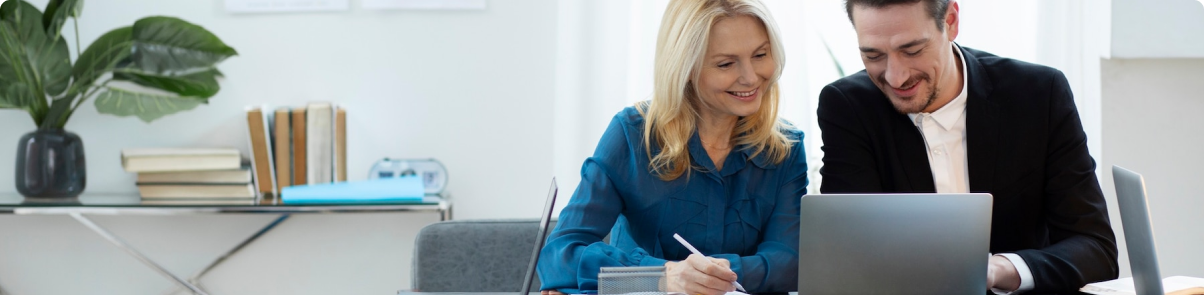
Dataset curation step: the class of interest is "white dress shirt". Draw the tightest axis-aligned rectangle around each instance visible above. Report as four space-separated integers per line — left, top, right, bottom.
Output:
907 43 1035 294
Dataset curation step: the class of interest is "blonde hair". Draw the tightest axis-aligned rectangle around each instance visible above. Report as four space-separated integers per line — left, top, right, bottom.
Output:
638 0 795 181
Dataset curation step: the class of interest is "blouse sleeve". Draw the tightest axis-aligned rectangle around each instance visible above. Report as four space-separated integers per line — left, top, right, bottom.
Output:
537 113 667 293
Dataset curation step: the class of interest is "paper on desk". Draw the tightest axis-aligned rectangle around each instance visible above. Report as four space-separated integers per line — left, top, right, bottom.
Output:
280 175 424 204
1081 276 1204 295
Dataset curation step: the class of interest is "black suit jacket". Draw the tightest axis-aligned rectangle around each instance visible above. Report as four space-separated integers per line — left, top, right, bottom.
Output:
817 46 1118 293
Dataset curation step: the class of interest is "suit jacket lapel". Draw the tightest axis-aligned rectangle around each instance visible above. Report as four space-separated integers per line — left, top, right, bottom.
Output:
961 46 999 193
891 113 937 193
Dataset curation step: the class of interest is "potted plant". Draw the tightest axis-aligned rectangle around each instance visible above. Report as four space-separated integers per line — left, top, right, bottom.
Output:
0 0 237 198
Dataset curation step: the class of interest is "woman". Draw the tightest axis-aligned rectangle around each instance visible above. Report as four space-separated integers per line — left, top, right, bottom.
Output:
537 1 806 294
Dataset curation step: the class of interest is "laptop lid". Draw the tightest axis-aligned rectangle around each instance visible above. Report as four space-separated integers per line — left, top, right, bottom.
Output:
520 178 558 295
797 193 992 295
1113 166 1164 295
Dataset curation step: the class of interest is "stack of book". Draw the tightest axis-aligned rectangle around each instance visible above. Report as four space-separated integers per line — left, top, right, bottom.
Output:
121 148 255 203
245 102 348 198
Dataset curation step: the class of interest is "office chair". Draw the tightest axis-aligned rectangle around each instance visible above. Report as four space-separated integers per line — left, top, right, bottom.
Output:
411 219 556 292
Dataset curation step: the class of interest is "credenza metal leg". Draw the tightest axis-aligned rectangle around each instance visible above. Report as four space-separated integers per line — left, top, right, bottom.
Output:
186 213 291 288
69 212 208 295
441 201 452 221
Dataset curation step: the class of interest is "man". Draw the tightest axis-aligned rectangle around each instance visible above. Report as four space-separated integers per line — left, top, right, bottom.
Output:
817 0 1118 293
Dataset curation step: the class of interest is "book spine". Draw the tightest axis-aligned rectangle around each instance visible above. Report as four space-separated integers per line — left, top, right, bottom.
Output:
263 105 279 197
274 107 292 191
336 107 347 182
138 183 256 199
306 103 333 184
291 108 308 186
246 106 278 197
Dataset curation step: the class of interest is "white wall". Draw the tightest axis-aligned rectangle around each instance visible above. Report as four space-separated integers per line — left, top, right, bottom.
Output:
1100 58 1204 279
0 0 557 294
552 0 646 217
1112 0 1204 58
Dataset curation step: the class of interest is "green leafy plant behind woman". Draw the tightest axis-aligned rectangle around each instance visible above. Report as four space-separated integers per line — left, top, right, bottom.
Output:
0 0 237 127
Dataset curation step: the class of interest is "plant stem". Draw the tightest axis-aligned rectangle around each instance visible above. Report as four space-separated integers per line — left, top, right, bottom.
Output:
73 17 81 59
50 83 104 129
70 80 110 114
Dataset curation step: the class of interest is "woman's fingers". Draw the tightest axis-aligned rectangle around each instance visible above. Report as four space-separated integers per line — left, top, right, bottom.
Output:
683 255 737 293
686 255 738 283
708 257 731 269
540 290 565 295
682 270 735 295
666 255 739 295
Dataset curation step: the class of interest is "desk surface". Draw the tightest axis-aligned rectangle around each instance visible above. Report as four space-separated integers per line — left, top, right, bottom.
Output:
396 292 1087 295
0 194 450 215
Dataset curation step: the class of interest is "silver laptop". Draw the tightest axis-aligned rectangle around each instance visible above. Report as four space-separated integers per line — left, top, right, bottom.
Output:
520 178 558 294
1113 166 1164 295
798 193 993 295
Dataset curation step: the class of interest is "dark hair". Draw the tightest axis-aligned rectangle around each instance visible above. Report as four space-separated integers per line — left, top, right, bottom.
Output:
844 0 951 31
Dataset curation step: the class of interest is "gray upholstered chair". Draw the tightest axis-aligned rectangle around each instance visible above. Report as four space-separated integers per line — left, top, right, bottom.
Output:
411 219 557 292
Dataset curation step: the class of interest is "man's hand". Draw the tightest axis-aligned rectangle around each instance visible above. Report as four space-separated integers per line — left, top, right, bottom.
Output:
664 254 738 295
540 290 566 295
987 255 1021 291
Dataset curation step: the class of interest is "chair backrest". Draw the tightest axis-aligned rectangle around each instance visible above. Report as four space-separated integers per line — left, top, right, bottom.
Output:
411 219 557 292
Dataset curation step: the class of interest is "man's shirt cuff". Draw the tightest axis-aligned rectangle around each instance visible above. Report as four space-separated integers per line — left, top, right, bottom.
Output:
990 253 1035 294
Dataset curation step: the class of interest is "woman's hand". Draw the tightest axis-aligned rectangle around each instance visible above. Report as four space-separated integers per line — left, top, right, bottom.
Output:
664 254 738 295
540 290 566 295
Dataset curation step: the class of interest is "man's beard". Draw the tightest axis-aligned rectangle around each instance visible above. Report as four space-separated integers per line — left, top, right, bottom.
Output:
878 73 938 114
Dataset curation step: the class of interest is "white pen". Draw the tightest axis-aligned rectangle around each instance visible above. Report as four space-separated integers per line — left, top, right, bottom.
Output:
672 233 747 293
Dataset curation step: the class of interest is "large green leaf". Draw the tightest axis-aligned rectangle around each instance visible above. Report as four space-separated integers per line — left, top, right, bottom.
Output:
0 0 16 21
0 16 43 121
39 37 70 96
0 20 31 84
94 86 207 122
0 82 33 109
18 1 71 96
0 0 71 98
70 26 131 96
130 16 237 75
43 0 83 41
113 67 221 98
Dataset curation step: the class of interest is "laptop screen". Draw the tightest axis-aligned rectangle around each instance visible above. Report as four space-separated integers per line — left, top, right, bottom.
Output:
1113 166 1165 295
520 178 558 295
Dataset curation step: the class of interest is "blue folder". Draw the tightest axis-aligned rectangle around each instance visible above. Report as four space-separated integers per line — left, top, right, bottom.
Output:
280 175 424 204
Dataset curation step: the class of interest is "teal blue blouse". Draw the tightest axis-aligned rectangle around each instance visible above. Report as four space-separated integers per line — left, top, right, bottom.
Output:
537 106 808 293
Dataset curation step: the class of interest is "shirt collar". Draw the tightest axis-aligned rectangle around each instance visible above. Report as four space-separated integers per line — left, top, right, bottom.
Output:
687 129 751 178
743 145 775 169
908 43 969 130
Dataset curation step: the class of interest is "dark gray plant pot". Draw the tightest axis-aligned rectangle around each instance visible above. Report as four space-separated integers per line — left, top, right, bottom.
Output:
15 128 86 199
